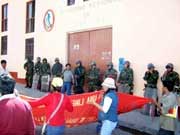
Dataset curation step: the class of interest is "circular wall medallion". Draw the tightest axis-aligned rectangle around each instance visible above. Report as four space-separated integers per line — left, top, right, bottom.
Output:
43 9 55 32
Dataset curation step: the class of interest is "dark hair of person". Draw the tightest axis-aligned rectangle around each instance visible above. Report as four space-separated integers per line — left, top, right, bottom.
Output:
66 63 71 67
1 60 7 64
104 88 117 97
50 86 61 93
162 81 174 92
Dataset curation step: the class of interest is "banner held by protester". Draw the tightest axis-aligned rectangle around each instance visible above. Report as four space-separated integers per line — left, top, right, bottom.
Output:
21 91 151 127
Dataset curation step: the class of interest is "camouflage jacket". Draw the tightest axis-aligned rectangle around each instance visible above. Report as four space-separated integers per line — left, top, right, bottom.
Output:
34 62 42 75
24 61 34 75
104 68 118 81
143 70 159 88
87 68 100 81
118 68 133 86
161 71 180 90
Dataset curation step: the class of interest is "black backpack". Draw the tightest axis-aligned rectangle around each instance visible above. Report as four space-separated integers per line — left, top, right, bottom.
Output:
0 76 16 95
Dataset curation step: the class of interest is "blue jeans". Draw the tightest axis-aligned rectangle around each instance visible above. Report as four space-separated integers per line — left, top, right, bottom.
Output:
100 120 117 135
46 125 65 135
62 82 72 95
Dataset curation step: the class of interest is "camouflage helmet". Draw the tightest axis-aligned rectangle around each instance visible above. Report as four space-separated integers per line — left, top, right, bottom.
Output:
55 57 59 62
147 63 155 69
37 57 41 61
90 61 96 66
107 62 113 66
42 58 47 62
166 63 174 69
124 61 130 66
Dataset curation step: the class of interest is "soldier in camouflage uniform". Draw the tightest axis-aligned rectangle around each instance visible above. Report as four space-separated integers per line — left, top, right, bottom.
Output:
74 60 86 94
87 61 101 92
143 63 159 115
117 61 134 94
24 57 34 88
32 57 42 90
104 62 118 81
40 58 51 92
161 63 180 93
51 58 63 78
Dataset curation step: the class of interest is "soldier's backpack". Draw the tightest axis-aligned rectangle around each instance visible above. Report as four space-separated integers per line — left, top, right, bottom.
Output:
0 76 16 95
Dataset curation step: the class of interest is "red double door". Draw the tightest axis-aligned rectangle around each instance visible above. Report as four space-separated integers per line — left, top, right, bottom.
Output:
68 28 112 73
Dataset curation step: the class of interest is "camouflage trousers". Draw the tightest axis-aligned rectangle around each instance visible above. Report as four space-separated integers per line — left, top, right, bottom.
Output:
25 74 33 88
118 84 132 94
142 87 158 116
88 81 100 92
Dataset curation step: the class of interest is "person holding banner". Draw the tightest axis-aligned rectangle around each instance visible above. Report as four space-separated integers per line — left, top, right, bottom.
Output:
88 77 118 135
29 77 73 135
153 81 177 135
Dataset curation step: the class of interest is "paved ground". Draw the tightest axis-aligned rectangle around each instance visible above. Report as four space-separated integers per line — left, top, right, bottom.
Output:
15 83 180 135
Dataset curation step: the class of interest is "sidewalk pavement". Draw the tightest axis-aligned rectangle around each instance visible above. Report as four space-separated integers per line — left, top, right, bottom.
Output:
15 83 180 135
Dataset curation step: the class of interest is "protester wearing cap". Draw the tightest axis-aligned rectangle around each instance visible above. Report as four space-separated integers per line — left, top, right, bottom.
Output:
0 79 35 134
161 63 180 93
142 63 159 116
88 77 118 135
29 77 73 135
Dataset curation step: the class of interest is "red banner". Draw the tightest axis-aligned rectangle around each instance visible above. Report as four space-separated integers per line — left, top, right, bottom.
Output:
21 91 151 127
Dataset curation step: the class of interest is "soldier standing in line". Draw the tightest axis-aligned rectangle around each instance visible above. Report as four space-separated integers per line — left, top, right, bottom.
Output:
24 57 34 88
87 61 101 92
104 62 118 81
74 60 86 94
40 58 51 92
143 63 159 115
161 63 180 93
117 61 134 94
32 57 42 90
51 58 63 78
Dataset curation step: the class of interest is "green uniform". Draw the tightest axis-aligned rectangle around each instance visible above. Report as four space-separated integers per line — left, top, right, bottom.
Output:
34 62 42 75
104 69 117 81
24 60 34 88
74 66 86 94
118 68 133 93
87 67 101 92
143 70 159 115
161 71 180 93
143 70 159 88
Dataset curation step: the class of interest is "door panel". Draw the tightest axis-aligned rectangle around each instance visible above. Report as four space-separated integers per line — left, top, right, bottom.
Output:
68 32 90 69
68 28 112 73
90 28 112 72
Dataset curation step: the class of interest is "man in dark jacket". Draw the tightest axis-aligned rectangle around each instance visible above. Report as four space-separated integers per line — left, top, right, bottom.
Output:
51 58 63 77
74 60 86 94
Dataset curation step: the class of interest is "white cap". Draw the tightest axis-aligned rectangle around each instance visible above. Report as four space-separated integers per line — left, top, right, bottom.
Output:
102 78 116 89
51 77 63 87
